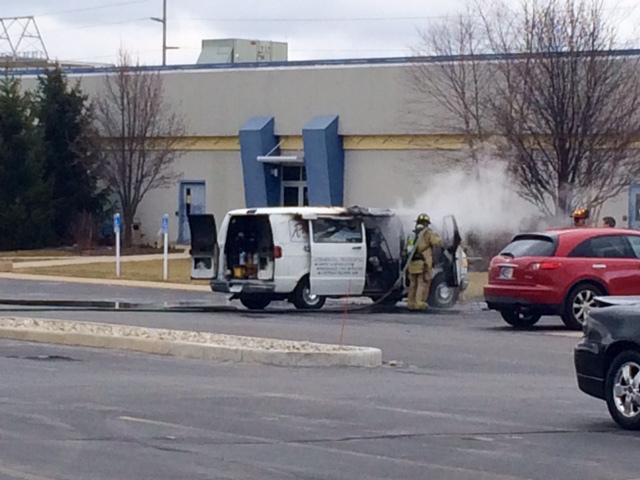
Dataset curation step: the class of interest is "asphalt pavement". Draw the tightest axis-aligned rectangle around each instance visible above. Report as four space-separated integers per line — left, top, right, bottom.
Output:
0 277 634 480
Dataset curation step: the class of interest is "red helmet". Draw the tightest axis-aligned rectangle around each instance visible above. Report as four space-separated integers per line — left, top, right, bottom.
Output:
572 207 590 220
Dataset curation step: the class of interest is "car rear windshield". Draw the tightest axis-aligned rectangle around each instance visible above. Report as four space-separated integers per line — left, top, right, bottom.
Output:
499 235 557 258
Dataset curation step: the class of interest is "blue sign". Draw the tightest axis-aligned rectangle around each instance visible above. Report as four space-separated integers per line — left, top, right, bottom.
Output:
113 213 121 233
162 214 169 234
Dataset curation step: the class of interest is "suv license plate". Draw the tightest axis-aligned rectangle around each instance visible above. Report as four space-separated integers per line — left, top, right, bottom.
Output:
499 267 514 279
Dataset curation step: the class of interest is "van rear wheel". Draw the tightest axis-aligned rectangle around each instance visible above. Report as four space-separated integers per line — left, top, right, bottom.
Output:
292 277 326 310
240 295 272 310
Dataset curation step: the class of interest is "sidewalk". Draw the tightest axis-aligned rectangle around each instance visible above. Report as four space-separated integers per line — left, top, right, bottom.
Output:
12 250 190 269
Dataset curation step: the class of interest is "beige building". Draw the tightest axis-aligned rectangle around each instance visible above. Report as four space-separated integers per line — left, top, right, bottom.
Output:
18 57 634 244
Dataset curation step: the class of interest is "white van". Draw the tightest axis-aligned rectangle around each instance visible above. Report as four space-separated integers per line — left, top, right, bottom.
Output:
188 206 468 310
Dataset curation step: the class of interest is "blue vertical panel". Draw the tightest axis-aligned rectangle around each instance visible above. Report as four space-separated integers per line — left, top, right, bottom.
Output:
302 115 344 206
239 116 281 207
629 184 640 229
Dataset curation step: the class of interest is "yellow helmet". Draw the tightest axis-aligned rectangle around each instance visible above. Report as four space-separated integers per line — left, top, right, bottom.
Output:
416 213 431 226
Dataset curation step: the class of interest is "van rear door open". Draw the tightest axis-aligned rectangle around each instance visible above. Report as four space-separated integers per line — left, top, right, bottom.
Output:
441 215 462 288
188 214 218 279
309 217 367 295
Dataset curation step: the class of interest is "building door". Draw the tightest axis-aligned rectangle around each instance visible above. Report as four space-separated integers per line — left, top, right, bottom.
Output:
629 184 640 229
178 181 206 244
281 165 309 206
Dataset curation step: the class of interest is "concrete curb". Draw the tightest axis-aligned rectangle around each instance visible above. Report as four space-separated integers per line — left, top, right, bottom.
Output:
0 317 383 368
0 272 211 292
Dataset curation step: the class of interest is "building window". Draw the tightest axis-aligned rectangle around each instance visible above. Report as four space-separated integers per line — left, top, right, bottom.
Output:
281 165 308 206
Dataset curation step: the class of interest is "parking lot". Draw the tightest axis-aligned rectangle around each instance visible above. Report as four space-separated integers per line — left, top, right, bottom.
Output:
0 278 637 480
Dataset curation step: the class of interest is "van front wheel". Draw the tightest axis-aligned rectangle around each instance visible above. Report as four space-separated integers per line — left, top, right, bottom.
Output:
292 277 326 310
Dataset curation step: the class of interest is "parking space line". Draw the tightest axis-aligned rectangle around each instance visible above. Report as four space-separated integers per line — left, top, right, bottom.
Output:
544 332 583 338
0 462 60 480
118 415 193 429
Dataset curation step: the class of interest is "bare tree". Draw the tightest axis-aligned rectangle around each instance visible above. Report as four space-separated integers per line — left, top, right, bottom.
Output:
411 7 493 172
94 51 185 247
489 0 640 218
413 0 640 219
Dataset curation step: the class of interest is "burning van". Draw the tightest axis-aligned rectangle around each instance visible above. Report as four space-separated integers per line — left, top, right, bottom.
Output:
188 206 468 310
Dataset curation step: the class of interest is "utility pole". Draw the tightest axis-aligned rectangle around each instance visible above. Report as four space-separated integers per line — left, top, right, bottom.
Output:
161 0 167 66
151 0 176 66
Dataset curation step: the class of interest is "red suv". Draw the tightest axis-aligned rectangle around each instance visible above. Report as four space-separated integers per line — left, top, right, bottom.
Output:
484 228 640 330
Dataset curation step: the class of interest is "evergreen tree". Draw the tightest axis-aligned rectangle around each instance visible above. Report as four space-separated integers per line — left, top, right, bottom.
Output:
0 77 54 250
36 67 104 244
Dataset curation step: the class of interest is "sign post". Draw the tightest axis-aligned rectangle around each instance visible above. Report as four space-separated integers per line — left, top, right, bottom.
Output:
113 213 121 277
162 214 169 281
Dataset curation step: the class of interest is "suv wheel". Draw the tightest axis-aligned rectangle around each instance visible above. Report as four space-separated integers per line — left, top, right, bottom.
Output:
562 284 603 330
500 309 541 329
605 350 640 430
291 277 326 310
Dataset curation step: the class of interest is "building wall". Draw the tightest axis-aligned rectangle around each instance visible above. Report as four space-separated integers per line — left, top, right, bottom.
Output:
135 151 244 243
57 62 447 136
16 60 635 242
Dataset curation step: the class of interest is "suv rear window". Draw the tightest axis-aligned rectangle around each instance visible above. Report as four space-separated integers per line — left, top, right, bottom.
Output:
500 235 557 258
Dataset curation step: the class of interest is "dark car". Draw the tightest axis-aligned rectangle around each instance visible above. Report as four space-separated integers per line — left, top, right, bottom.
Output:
575 301 640 429
484 228 640 330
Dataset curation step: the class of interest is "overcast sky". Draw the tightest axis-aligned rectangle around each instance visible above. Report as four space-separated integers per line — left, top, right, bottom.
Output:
0 0 639 66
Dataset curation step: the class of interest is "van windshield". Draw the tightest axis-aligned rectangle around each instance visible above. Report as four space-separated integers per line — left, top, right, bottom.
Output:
312 218 363 243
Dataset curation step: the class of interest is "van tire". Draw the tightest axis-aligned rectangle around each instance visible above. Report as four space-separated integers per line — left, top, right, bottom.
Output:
428 273 459 309
291 277 326 310
240 296 272 310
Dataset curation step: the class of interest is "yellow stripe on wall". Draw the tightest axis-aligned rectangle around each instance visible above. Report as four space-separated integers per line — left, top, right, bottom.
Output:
162 134 468 151
343 134 469 150
172 136 239 150
105 135 470 151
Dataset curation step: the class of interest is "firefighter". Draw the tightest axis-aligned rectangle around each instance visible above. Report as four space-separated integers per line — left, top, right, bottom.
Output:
406 213 442 311
572 207 590 227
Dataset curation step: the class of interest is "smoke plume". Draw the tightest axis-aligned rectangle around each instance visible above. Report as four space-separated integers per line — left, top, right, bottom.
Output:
394 160 541 238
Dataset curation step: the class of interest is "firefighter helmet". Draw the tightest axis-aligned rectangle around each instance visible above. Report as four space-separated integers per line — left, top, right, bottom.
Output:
416 213 431 226
572 207 590 220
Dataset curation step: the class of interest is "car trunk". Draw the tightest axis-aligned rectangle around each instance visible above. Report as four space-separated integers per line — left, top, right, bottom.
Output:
224 215 275 281
488 234 558 286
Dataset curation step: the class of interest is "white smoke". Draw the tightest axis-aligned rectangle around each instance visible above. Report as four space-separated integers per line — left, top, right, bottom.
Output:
394 159 541 238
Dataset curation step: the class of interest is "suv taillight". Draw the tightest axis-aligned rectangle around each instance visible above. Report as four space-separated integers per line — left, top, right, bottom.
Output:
274 246 283 259
531 261 562 270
